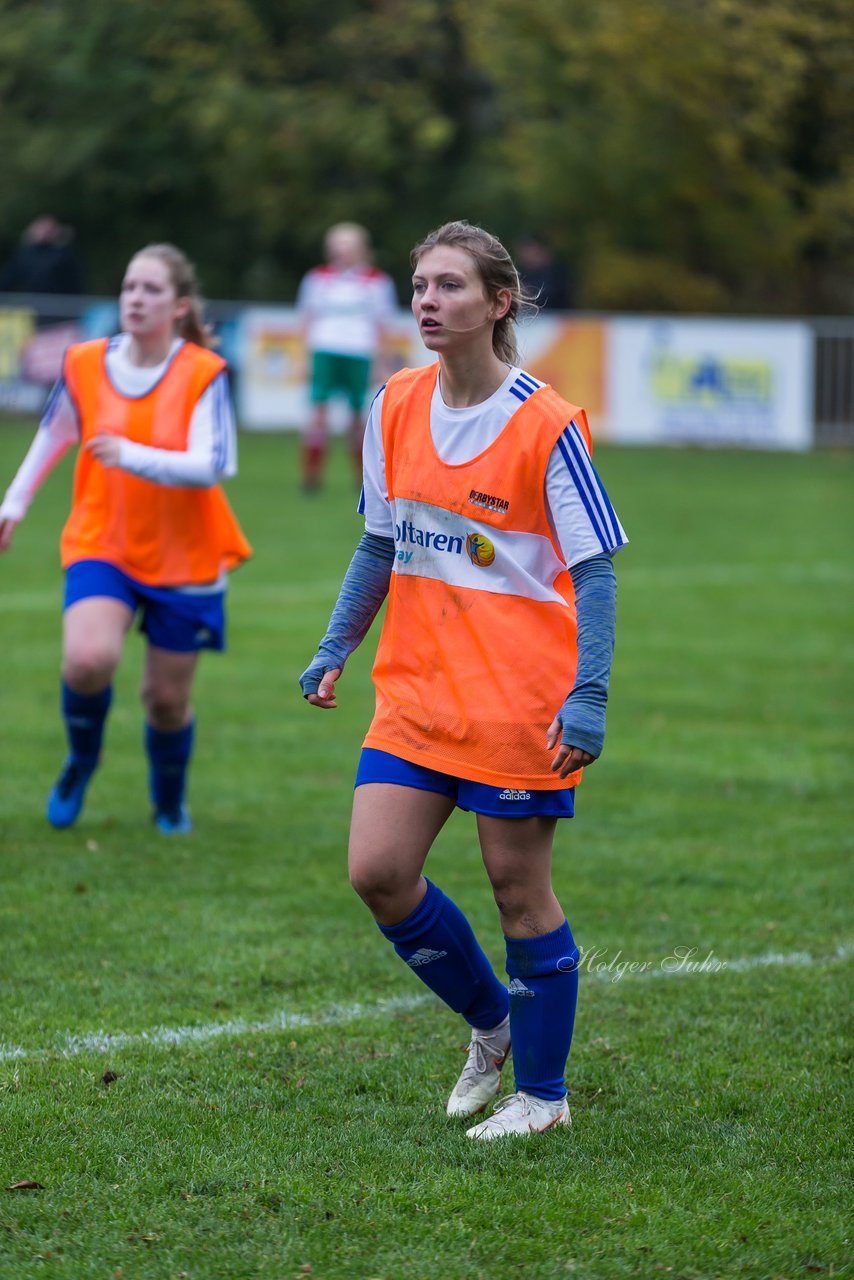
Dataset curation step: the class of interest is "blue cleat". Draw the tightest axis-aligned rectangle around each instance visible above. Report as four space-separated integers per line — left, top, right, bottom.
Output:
46 757 96 829
154 806 193 835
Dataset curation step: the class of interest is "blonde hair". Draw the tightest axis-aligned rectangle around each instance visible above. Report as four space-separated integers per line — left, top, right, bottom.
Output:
131 243 214 348
324 222 370 256
410 221 532 365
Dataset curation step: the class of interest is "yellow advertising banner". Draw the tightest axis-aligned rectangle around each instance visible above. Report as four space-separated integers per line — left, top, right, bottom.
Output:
0 308 35 380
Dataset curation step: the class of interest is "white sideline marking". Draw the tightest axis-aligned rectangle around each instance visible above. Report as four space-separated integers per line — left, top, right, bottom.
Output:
1 943 851 1064
0 995 434 1063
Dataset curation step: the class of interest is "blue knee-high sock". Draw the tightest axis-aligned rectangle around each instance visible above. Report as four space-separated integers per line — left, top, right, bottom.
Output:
378 879 509 1030
145 720 194 815
505 920 579 1102
62 681 112 768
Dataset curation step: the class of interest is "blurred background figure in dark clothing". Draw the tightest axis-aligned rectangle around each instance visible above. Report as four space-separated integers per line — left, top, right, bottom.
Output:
516 236 572 311
0 215 85 295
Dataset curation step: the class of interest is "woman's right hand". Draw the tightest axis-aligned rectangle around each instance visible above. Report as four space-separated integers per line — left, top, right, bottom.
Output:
305 668 341 709
0 517 19 552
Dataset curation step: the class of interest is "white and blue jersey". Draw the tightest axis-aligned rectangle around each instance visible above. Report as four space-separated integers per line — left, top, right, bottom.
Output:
359 365 627 569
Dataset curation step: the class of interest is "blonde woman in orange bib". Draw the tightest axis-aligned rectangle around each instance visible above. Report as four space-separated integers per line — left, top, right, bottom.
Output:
301 221 627 1139
0 244 251 833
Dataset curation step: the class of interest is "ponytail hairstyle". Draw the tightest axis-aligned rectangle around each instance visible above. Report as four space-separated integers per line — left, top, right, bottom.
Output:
133 243 215 348
410 220 534 366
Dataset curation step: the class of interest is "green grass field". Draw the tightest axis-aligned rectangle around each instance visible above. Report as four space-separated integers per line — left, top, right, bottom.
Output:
0 422 851 1280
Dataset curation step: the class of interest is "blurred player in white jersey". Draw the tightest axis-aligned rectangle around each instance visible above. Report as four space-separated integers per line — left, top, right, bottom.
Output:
296 222 397 490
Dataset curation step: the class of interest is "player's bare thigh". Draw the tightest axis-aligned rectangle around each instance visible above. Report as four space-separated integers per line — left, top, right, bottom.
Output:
349 782 455 925
62 596 134 692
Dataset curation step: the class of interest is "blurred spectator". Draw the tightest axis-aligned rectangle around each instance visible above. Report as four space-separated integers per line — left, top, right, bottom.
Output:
297 222 397 490
516 236 572 311
0 215 85 295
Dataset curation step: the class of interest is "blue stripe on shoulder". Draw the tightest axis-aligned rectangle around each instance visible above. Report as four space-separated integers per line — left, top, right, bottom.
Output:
569 422 624 545
516 371 540 393
40 377 67 429
561 426 622 547
218 372 232 472
509 384 529 403
563 427 616 544
556 435 610 552
568 419 590 456
209 375 220 471
369 382 387 412
208 373 223 472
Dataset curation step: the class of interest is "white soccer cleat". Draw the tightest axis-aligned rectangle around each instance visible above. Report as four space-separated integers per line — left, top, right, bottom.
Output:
446 1016 511 1118
465 1090 571 1139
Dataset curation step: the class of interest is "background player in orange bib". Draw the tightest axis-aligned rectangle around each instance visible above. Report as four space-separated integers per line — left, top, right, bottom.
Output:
0 244 251 833
301 220 627 1139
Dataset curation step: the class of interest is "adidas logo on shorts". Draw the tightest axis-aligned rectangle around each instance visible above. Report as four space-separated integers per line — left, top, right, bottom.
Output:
406 947 448 968
498 788 532 801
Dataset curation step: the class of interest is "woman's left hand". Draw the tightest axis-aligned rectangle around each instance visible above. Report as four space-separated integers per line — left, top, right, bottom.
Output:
87 434 122 467
547 717 596 777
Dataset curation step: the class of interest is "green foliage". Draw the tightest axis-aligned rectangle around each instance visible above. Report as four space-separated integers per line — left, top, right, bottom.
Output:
0 0 488 298
461 0 854 311
0 0 852 308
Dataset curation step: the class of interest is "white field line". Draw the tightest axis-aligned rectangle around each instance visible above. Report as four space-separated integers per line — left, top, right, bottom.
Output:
1 943 851 1065
3 564 852 614
0 994 433 1064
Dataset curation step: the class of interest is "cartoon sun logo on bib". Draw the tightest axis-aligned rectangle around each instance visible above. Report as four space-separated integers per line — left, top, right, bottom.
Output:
466 533 495 567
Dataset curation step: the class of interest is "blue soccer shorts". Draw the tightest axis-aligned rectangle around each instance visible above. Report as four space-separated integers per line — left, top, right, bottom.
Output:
64 559 226 653
355 747 575 819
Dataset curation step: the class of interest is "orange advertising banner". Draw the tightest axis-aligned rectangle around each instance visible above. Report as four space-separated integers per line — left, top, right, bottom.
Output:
518 317 608 438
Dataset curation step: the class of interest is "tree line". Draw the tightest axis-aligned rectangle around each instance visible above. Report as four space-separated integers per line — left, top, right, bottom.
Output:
1 0 851 312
